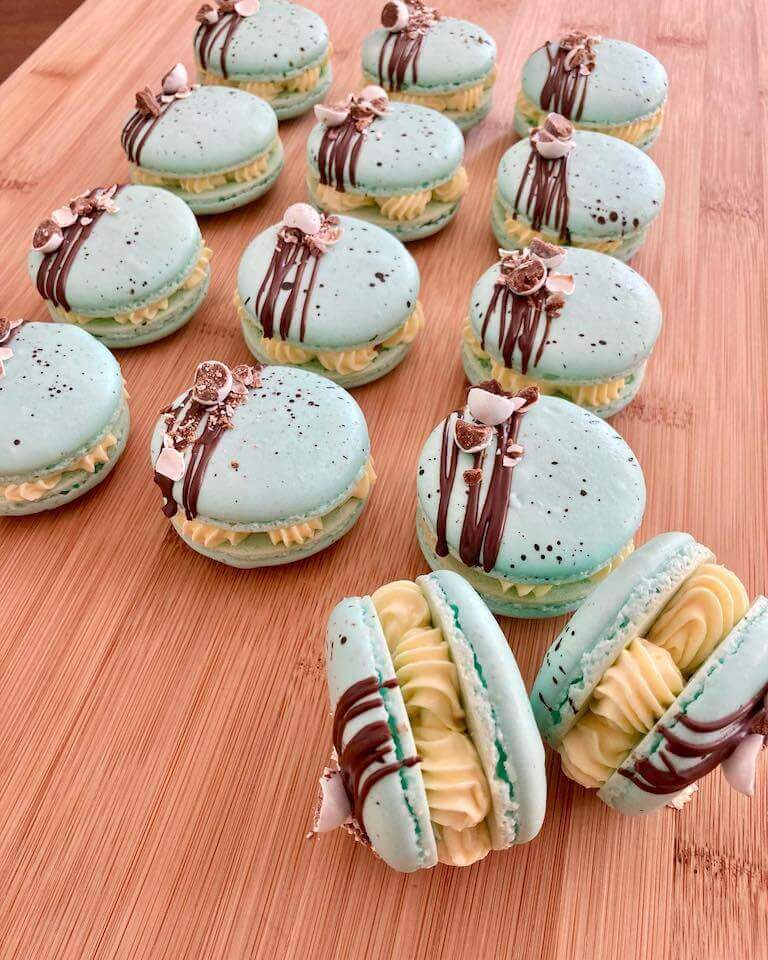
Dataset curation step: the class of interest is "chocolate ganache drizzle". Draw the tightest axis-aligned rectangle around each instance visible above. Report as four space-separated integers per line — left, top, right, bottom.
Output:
332 676 421 838
435 381 539 572
481 240 574 373
618 684 768 796
513 113 575 244
121 64 197 165
32 185 121 312
376 1 441 91
194 1 260 78
539 32 599 121
254 204 342 342
153 361 261 521
315 87 390 191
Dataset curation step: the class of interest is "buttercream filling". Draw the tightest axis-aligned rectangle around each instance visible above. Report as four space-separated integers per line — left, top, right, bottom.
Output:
52 246 212 327
198 49 331 99
371 580 492 867
2 432 118 503
364 65 497 115
309 166 469 221
130 139 281 193
463 321 630 409
173 459 376 550
558 562 751 788
515 88 665 146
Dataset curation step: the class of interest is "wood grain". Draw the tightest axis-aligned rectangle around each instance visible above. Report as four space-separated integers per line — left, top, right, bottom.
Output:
0 0 82 81
0 1 765 958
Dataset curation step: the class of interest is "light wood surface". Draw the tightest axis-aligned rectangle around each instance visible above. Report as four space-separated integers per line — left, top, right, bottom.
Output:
0 1 765 958
0 0 81 81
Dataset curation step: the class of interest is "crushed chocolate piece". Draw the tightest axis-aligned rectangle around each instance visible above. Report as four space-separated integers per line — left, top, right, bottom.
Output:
529 238 565 263
455 419 493 452
751 714 768 739
193 360 233 405
516 385 540 410
196 1 219 22
0 318 9 342
32 218 63 253
546 292 566 314
135 86 161 117
463 468 483 486
559 30 590 49
543 112 574 140
507 256 546 296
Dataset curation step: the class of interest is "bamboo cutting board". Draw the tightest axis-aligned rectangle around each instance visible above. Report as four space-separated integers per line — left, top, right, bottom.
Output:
0 1 765 958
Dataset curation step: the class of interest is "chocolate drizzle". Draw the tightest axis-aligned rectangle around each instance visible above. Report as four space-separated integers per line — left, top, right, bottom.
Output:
332 676 421 838
539 33 599 121
376 2 441 90
35 187 123 311
619 685 768 796
316 91 390 191
121 96 175 165
195 9 243 78
513 145 571 243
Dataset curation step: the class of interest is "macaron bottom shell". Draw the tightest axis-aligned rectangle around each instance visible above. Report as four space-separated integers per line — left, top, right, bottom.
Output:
171 496 367 569
461 342 647 420
198 63 332 121
491 192 648 264
0 401 130 517
44 267 210 349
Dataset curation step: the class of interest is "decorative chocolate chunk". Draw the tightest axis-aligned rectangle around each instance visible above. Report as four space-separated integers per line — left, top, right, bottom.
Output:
135 86 161 117
455 418 493 453
232 363 261 388
467 384 526 426
543 112 574 140
381 0 409 31
516 384 540 410
196 2 219 23
545 292 566 315
463 468 483 486
528 237 566 268
32 218 63 254
193 360 233 406
507 255 547 296
162 63 189 95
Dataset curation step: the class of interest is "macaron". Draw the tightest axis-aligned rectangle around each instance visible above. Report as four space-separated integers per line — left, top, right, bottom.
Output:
416 380 646 618
122 63 283 215
151 361 375 567
361 1 497 132
532 533 768 814
194 0 332 120
29 184 212 349
0 320 129 516
235 204 423 388
514 33 668 152
462 242 662 418
492 113 664 262
307 86 468 242
313 570 547 871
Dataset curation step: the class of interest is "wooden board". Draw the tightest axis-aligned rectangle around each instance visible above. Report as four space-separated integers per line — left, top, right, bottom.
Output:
0 1 765 957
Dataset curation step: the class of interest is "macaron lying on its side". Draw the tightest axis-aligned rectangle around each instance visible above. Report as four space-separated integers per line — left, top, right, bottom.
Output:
194 0 332 120
122 63 283 215
151 362 376 567
532 532 768 814
236 204 424 388
361 1 497 132
462 242 662 418
307 87 468 242
492 113 664 262
0 321 129 516
314 570 547 871
514 33 668 151
416 380 646 618
29 184 211 348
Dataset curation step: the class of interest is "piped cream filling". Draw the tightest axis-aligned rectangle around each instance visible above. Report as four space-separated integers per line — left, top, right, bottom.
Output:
54 246 212 327
498 195 627 256
515 88 665 147
371 580 492 867
130 140 280 193
199 49 331 99
310 166 469 221
2 433 117 503
237 293 424 374
365 65 497 115
559 562 751 788
174 459 376 550
463 320 628 409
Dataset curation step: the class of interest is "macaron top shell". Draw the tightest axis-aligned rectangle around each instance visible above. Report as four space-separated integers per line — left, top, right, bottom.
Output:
238 216 420 349
521 38 668 124
470 248 662 381
417 395 645 583
0 322 124 476
129 86 278 175
362 18 496 90
307 102 464 195
195 0 329 80
531 532 714 745
28 185 203 316
497 130 665 236
150 366 370 527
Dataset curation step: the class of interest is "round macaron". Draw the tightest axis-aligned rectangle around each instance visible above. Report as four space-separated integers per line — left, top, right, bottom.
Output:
492 113 665 262
532 532 768 815
314 569 547 871
122 63 283 215
514 33 668 152
416 381 646 618
0 320 129 516
307 87 468 242
151 361 375 567
235 204 423 387
29 184 211 349
462 242 662 418
361 1 497 132
194 0 332 120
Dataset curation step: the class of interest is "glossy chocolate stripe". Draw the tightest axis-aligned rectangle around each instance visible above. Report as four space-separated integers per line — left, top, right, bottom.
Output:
513 148 571 243
539 42 590 121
